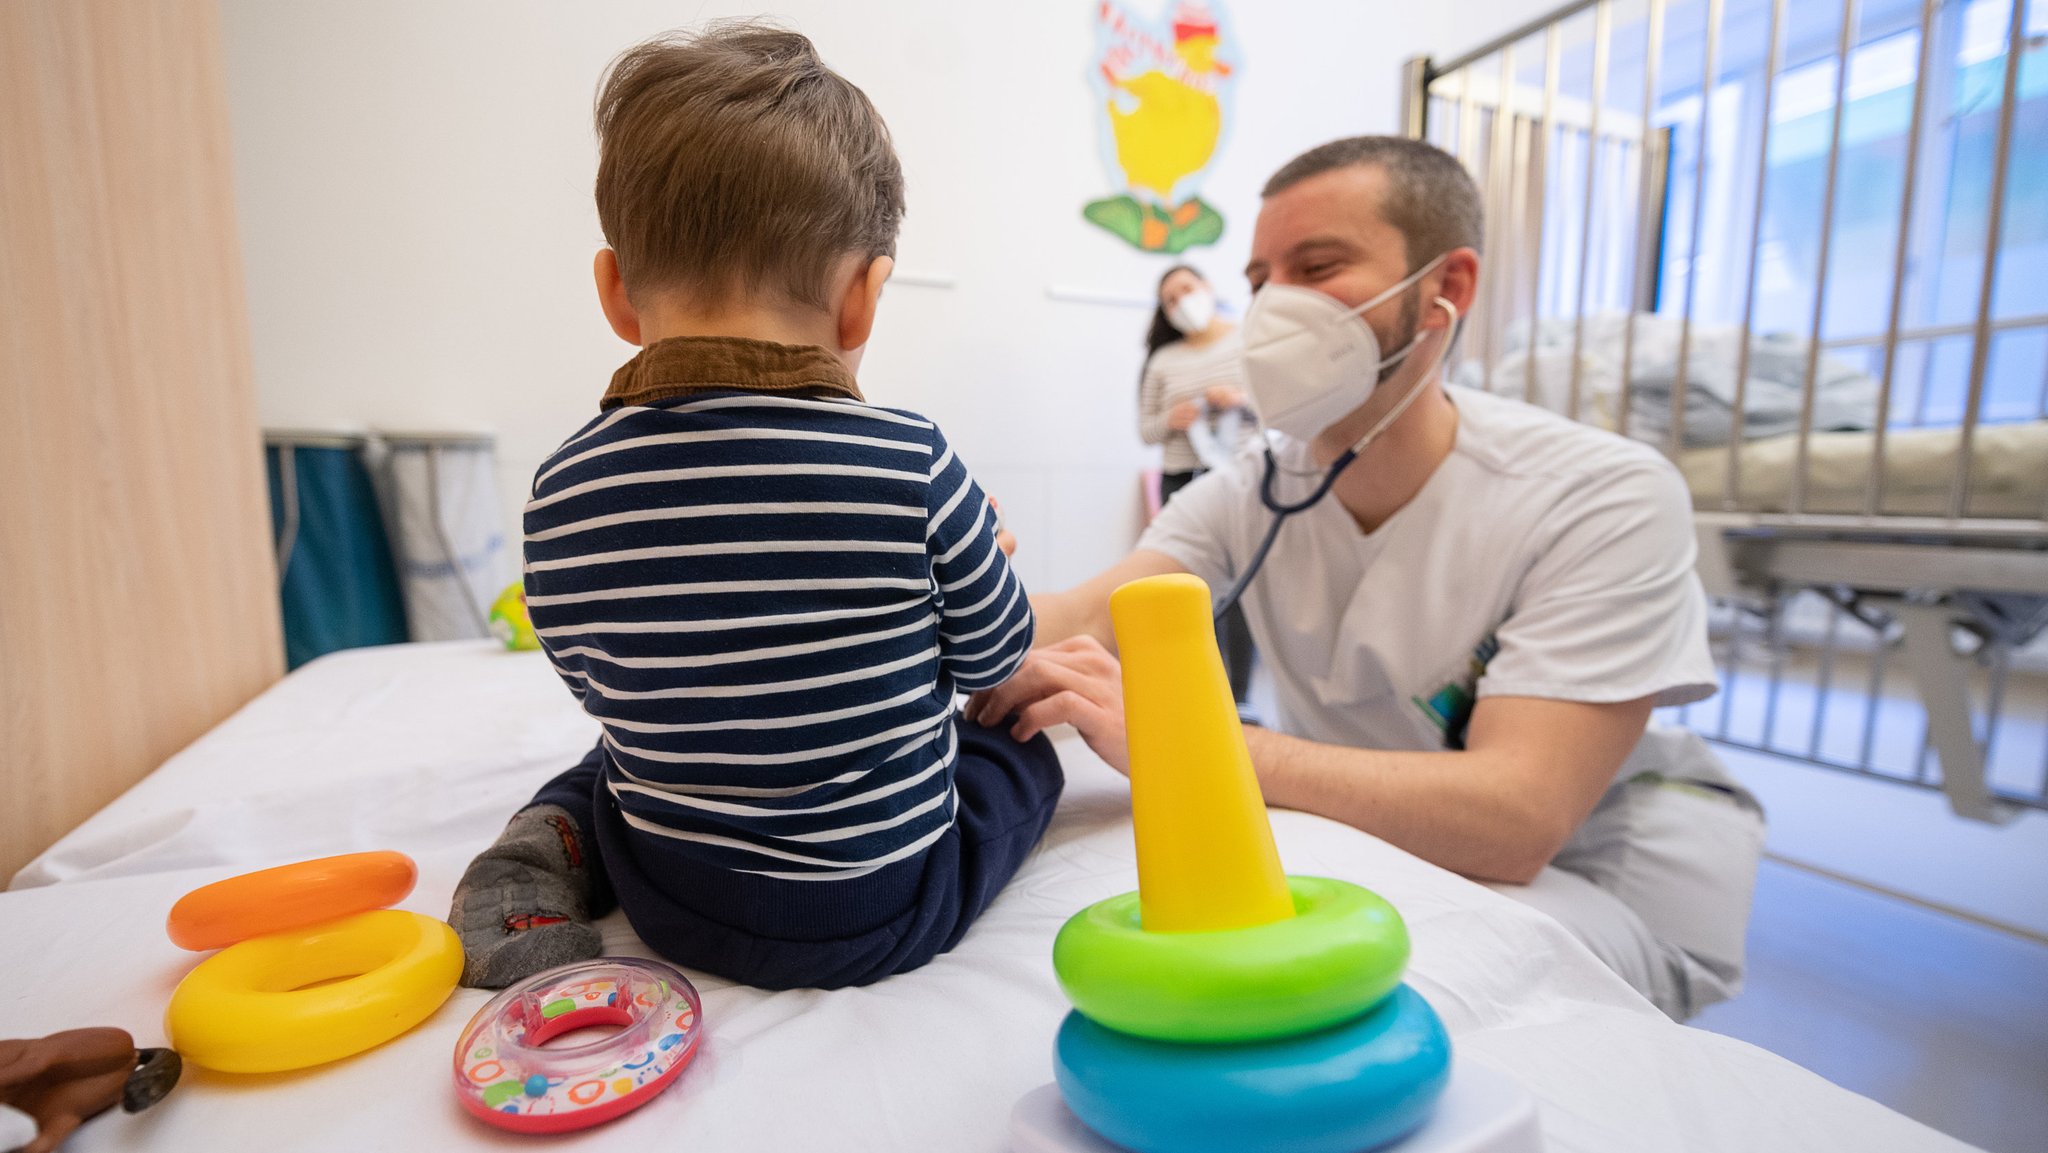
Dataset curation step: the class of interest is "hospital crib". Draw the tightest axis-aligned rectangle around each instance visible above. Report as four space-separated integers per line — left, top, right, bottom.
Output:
1402 0 2048 823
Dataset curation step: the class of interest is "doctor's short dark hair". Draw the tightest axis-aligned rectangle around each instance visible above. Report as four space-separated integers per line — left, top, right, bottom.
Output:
594 21 905 309
1262 137 1483 274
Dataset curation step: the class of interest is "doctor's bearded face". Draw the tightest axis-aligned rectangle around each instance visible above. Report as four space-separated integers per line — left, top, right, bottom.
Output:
1245 163 1423 374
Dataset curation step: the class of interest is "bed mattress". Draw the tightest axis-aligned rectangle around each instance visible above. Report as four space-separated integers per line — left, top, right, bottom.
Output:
4 642 1971 1152
1678 422 2048 519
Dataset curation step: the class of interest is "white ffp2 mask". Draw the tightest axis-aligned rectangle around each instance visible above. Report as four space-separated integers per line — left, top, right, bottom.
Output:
1165 287 1217 335
1240 254 1448 441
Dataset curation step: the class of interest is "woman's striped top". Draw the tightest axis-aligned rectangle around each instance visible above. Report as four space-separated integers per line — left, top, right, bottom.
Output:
1138 330 1255 473
523 388 1034 882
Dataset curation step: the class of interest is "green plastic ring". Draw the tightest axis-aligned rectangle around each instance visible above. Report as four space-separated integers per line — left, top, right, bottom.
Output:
1052 876 1409 1044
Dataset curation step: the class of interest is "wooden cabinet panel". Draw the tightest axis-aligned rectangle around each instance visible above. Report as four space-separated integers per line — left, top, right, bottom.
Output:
1 0 282 880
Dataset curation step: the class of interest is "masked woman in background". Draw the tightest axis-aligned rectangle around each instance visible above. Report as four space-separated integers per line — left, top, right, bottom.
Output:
1136 264 1257 703
1138 265 1260 501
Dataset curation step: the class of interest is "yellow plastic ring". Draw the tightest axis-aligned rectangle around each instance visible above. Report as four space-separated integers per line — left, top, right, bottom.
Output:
166 909 463 1072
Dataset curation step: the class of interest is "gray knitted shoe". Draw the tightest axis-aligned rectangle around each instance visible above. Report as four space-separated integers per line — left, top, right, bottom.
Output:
448 805 604 988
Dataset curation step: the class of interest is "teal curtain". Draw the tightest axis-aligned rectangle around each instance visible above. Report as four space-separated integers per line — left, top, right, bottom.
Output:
266 441 409 669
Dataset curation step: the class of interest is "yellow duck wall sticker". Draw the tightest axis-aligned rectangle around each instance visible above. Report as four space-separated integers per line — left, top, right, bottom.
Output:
1086 0 1240 253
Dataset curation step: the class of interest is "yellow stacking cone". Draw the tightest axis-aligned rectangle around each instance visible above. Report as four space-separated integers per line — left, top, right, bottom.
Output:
1110 573 1294 932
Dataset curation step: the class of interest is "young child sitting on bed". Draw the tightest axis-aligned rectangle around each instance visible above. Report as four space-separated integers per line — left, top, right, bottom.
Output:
447 22 1063 991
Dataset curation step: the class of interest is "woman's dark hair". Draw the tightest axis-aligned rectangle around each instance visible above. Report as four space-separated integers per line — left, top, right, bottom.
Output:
1146 266 1204 356
1142 265 1205 387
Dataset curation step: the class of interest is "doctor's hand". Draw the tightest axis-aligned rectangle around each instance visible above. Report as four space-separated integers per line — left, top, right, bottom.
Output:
966 637 1129 775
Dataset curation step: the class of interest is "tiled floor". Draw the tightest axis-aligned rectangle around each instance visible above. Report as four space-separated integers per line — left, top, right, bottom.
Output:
1667 636 2048 808
1692 857 2048 1153
1682 652 2048 1152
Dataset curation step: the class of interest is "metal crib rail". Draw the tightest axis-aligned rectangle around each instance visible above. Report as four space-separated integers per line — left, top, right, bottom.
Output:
1402 0 2045 498
1868 0 1941 517
1789 0 1861 518
1725 0 1786 507
1404 0 2048 822
1954 0 2031 520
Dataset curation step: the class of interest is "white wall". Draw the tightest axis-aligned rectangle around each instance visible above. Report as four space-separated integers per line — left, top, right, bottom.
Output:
218 0 2048 965
220 0 1545 593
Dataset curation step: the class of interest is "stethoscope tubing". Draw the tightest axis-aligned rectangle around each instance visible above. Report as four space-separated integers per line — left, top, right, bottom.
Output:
1208 299 1461 625
1211 444 1355 623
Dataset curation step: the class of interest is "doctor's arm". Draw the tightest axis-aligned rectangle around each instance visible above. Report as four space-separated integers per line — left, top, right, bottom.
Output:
968 642 1652 885
1243 693 1653 884
1025 548 1188 652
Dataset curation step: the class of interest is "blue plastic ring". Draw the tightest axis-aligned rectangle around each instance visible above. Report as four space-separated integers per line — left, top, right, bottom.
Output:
1054 984 1451 1153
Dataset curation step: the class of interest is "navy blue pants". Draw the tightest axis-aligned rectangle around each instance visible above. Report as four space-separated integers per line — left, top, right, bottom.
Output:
529 720 1063 990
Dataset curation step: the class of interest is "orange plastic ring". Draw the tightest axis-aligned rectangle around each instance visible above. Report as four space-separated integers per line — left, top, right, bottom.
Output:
166 851 418 950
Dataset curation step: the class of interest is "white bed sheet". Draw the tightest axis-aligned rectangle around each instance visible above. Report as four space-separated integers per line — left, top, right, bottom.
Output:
5 642 1971 1153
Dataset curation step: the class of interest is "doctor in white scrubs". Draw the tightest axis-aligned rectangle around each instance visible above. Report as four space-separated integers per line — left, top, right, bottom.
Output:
971 136 1765 1021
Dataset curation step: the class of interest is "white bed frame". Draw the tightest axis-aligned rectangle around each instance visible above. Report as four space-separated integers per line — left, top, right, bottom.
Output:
1402 0 2048 822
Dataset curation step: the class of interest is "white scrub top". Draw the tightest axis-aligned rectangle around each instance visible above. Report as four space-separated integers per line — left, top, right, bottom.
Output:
1139 385 1729 787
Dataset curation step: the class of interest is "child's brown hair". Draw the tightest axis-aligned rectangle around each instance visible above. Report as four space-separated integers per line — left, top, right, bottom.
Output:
594 22 905 309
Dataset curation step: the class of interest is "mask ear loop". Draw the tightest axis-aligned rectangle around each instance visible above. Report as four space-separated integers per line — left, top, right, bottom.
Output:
1241 252 1452 361
1370 279 1455 375
1263 293 1460 480
1342 296 1461 456
1332 252 1451 328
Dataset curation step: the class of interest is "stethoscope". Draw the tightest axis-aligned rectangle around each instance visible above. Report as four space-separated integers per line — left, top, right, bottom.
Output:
1211 297 1462 623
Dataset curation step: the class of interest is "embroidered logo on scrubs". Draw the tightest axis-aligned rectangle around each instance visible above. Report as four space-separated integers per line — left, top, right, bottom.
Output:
1413 634 1498 750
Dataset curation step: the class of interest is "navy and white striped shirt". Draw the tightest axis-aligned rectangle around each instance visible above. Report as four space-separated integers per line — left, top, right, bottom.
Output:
524 366 1033 883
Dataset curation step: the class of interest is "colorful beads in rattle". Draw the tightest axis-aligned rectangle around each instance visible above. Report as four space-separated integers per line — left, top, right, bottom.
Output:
162 851 462 1073
453 958 702 1134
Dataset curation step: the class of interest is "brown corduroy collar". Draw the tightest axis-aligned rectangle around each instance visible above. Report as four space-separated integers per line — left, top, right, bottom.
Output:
601 336 864 410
